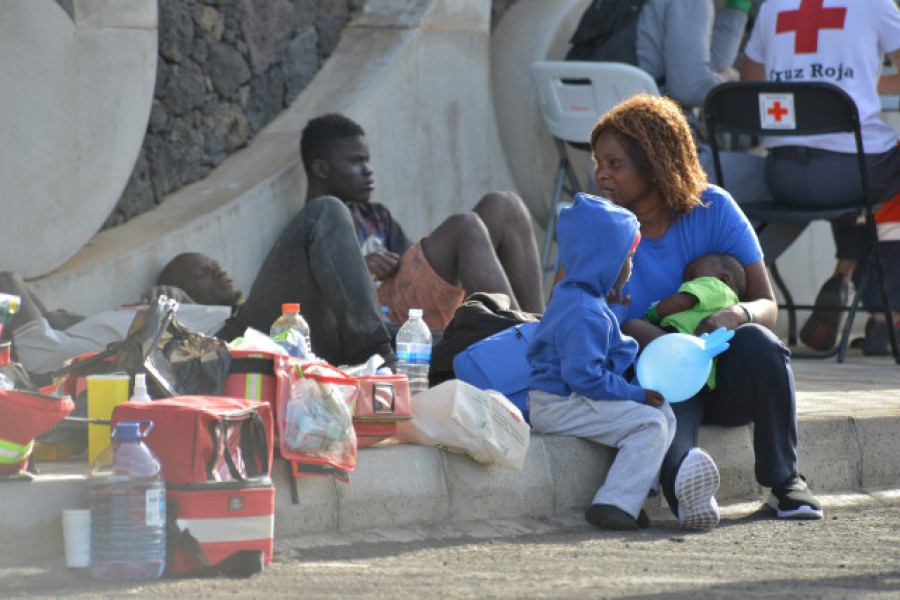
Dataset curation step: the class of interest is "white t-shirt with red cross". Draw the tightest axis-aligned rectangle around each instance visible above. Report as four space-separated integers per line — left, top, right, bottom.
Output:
744 0 900 154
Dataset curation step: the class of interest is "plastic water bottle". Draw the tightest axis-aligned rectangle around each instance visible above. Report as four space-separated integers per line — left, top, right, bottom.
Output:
270 302 312 353
396 308 432 396
89 421 166 582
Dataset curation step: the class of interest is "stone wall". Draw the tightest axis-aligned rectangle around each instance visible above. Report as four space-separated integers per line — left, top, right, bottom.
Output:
104 0 364 228
105 0 519 229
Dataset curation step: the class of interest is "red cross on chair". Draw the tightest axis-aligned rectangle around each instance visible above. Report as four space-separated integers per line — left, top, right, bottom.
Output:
759 93 796 129
776 0 846 54
768 101 789 122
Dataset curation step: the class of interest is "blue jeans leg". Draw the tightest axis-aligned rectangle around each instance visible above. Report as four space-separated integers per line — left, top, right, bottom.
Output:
660 324 798 513
218 196 393 366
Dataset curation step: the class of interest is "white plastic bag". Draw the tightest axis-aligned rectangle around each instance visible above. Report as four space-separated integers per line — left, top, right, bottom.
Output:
395 379 530 470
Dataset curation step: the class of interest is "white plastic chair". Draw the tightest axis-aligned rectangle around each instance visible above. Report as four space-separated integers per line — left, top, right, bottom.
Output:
530 60 659 271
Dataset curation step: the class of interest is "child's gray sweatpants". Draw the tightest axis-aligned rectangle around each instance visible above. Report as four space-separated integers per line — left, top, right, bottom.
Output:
528 391 676 519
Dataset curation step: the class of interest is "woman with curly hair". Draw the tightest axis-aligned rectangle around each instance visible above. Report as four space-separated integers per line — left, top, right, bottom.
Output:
578 94 823 529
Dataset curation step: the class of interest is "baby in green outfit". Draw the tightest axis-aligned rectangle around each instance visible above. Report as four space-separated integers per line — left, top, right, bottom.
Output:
627 253 747 390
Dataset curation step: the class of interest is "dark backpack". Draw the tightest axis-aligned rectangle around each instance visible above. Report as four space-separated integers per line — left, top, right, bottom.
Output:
564 0 649 67
430 293 540 386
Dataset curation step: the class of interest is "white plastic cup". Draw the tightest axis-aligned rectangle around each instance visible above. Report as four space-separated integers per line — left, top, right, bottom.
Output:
62 509 91 568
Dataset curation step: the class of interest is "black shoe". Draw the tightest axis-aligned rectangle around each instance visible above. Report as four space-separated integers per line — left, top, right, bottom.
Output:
861 317 900 356
767 472 823 519
637 508 650 529
585 504 639 531
800 276 852 352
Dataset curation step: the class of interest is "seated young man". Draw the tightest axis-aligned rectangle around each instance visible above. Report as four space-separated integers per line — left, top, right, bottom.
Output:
220 113 544 365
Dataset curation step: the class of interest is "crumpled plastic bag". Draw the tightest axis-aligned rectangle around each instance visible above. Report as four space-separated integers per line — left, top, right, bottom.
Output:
114 296 232 397
229 326 317 361
395 379 531 470
229 327 288 355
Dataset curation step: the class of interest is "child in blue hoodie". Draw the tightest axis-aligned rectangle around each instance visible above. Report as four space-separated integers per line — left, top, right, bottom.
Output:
527 193 676 531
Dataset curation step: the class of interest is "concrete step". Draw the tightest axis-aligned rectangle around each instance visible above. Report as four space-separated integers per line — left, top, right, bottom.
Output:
4 356 900 569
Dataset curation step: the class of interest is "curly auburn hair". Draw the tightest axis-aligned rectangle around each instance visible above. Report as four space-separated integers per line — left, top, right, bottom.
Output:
590 94 707 216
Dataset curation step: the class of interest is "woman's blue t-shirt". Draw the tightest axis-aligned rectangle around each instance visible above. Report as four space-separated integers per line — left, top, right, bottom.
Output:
621 185 763 321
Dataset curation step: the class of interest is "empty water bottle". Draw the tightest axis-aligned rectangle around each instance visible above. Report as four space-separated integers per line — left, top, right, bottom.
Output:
89 421 166 581
396 308 431 396
270 302 312 355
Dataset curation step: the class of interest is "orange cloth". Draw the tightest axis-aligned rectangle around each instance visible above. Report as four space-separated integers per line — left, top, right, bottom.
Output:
377 239 466 331
876 192 900 225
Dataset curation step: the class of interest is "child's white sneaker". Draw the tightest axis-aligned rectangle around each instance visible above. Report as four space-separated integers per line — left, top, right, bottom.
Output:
674 447 720 531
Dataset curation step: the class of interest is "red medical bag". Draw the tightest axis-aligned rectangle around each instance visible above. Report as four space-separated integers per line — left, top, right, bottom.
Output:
112 396 274 576
0 388 74 474
353 374 412 448
225 350 411 448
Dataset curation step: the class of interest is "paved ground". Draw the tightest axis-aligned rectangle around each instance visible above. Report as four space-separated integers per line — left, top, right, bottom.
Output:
3 489 899 599
790 356 900 416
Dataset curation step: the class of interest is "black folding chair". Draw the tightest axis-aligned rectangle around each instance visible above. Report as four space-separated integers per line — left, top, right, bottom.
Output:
704 81 898 363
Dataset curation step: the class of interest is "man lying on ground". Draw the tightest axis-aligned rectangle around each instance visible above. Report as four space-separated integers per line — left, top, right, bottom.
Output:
0 253 238 373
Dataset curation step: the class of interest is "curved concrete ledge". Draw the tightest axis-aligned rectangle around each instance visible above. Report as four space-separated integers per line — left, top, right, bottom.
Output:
30 0 517 316
0 0 157 278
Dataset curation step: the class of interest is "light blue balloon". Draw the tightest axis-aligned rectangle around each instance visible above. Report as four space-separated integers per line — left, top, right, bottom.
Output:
635 328 735 403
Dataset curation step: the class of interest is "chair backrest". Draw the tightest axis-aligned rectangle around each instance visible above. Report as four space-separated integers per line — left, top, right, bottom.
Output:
704 81 869 204
529 60 659 144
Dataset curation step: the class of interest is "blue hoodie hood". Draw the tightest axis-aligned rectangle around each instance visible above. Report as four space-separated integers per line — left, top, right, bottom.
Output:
525 193 645 404
557 193 639 296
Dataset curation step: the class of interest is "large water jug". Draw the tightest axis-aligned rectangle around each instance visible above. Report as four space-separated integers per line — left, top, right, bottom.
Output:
89 420 166 581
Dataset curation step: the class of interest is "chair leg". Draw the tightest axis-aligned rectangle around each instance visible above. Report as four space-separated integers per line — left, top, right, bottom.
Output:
563 158 582 200
541 164 568 272
541 140 583 273
768 261 798 346
837 263 868 363
868 223 900 364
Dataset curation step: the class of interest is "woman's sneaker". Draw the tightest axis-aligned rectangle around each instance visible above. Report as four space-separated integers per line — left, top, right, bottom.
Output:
767 472 823 519
674 448 720 531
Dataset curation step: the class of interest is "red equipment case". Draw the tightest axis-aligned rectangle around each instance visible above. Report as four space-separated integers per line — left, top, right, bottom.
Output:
353 374 412 448
112 395 274 576
225 350 411 448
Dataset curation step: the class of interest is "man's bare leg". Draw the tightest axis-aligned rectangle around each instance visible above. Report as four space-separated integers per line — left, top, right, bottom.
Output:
473 192 545 313
421 212 521 308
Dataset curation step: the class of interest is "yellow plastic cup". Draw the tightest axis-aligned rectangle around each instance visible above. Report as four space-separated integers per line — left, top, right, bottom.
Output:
86 373 130 464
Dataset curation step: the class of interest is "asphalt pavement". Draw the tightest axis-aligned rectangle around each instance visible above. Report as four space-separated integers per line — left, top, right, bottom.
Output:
2 489 899 599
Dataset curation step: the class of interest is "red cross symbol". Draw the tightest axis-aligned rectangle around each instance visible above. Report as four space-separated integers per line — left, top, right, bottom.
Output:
776 0 846 54
760 93 795 129
768 101 789 122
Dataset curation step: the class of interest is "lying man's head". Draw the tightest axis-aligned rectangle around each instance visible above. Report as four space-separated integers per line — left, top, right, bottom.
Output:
157 253 242 306
300 113 374 204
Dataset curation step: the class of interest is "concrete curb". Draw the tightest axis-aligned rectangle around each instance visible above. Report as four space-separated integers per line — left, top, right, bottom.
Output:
5 409 899 568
